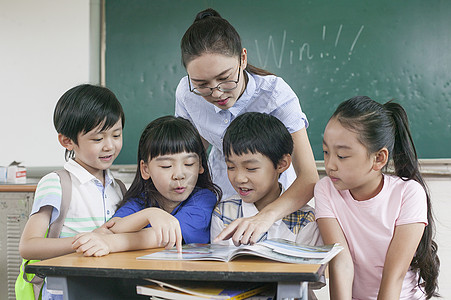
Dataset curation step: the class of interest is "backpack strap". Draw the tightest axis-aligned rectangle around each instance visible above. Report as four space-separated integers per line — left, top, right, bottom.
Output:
19 169 72 299
47 169 72 238
47 170 126 238
115 178 127 197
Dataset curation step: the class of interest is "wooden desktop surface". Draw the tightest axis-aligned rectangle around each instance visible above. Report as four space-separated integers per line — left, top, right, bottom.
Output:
27 248 324 282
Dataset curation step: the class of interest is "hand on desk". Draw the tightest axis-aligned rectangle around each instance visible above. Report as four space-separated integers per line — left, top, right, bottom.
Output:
72 212 183 256
145 210 183 252
105 209 183 253
72 222 117 256
72 232 112 257
92 220 115 235
213 214 273 246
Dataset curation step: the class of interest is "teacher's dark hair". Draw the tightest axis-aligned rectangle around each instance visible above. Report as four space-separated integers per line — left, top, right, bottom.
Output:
181 8 273 76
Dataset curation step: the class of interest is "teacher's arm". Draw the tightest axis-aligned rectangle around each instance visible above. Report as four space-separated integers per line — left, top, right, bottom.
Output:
214 127 318 245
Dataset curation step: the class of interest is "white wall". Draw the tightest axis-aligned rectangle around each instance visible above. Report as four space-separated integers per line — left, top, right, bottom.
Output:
0 0 98 167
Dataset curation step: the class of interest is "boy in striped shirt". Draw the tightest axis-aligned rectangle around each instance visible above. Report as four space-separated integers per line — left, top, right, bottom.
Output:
19 84 125 300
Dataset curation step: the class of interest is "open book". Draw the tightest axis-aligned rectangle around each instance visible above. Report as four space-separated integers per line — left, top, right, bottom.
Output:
137 279 273 300
138 238 342 264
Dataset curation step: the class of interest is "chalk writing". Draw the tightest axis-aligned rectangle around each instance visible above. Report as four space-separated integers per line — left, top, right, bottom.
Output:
253 25 364 68
335 24 343 47
349 25 364 54
254 30 286 69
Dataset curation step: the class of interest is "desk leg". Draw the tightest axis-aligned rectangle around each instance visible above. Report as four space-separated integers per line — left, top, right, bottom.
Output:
46 276 69 300
276 281 308 300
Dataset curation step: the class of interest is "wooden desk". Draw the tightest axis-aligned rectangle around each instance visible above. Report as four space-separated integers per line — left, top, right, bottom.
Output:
27 248 325 300
0 184 36 192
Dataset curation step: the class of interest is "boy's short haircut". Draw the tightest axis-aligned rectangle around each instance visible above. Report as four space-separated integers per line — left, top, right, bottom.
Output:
223 112 293 168
53 84 125 144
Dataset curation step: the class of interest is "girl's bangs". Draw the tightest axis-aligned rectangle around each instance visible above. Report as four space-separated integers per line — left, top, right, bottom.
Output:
149 128 200 159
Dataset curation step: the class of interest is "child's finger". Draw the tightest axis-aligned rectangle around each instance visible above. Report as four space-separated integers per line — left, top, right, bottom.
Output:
239 222 256 245
93 249 108 257
72 241 81 250
76 240 94 255
175 227 182 253
72 233 86 244
248 227 265 245
75 245 84 253
103 219 116 229
154 228 163 246
214 220 239 242
164 241 175 250
161 228 170 246
166 229 176 249
163 229 175 250
231 222 249 246
91 246 109 257
83 244 99 257
72 234 88 249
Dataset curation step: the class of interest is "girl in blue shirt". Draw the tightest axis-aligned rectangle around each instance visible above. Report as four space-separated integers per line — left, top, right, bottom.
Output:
72 116 221 255
176 8 318 246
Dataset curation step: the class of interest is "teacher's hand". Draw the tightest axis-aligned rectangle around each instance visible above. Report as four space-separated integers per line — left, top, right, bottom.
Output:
213 214 273 246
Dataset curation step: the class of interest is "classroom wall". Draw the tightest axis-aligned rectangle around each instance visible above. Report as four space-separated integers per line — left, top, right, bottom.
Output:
0 0 100 167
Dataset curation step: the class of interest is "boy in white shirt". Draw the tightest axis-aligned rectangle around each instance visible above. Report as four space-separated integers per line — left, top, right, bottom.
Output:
18 84 125 300
211 112 321 246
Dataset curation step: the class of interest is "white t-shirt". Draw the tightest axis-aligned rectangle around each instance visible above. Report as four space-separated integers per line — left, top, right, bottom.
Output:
314 174 428 300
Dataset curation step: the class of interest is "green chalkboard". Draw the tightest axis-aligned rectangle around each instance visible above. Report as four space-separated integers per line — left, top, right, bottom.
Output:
106 0 451 164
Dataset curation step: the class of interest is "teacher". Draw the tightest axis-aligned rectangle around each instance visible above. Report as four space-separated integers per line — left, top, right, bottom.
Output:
175 8 318 245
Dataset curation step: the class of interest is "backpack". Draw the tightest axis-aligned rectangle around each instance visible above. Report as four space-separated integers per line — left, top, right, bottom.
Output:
15 169 127 300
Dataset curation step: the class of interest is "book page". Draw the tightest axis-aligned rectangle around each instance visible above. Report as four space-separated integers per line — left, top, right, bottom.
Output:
137 239 343 265
138 243 236 261
232 244 327 264
260 239 335 258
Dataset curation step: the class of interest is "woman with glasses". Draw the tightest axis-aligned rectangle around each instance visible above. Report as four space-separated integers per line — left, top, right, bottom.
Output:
175 8 319 246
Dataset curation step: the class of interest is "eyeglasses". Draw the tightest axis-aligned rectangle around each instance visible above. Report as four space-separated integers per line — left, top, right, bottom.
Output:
188 63 241 97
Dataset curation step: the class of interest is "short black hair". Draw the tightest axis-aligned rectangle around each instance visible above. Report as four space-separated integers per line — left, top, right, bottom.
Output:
53 84 124 160
53 84 125 143
223 112 293 168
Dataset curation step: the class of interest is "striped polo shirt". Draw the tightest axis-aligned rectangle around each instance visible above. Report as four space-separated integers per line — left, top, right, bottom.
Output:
30 159 123 237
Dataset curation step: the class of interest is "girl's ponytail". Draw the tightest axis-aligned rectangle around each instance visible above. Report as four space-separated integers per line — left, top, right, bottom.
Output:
384 102 440 299
383 102 418 180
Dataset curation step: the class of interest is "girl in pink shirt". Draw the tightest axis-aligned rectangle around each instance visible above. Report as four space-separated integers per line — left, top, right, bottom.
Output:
315 96 439 299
